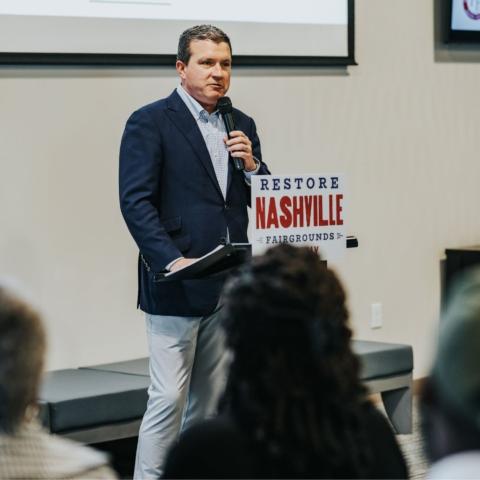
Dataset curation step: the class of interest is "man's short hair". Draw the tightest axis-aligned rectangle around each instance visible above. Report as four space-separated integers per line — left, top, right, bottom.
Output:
0 286 46 433
177 24 232 64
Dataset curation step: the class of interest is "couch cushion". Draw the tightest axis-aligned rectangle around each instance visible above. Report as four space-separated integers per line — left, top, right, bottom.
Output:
40 341 412 435
83 342 413 385
352 340 413 380
40 369 149 433
81 358 149 376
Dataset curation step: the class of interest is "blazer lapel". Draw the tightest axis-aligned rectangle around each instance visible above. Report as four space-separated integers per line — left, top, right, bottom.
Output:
165 91 224 199
226 153 234 195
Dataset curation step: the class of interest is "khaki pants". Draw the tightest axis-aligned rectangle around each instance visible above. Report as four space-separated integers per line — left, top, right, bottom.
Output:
134 307 227 479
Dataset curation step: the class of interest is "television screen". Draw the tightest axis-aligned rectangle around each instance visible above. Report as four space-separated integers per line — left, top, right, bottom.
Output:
0 0 355 66
449 0 480 42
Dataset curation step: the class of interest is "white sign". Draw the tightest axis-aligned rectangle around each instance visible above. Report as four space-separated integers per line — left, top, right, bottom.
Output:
0 0 347 23
251 174 346 259
452 0 480 30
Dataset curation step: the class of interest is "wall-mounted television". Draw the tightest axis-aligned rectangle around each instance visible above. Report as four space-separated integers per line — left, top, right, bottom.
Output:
448 0 480 42
0 0 355 67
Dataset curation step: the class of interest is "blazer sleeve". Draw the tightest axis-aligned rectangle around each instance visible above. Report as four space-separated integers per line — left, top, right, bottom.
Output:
250 117 270 175
119 108 182 271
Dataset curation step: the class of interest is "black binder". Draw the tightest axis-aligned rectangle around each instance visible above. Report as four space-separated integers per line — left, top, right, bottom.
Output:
154 237 358 282
154 243 251 282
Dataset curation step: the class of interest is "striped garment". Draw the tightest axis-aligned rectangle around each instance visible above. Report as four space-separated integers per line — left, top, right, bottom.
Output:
0 420 116 479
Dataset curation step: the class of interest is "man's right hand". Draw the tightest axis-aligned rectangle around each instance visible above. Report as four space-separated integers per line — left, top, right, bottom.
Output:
169 257 198 272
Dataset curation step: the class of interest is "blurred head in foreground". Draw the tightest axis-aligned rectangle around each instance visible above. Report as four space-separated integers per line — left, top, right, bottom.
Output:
421 267 480 466
0 286 46 433
221 244 370 477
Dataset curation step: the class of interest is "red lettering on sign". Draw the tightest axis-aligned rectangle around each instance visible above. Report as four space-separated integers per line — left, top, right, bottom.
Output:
256 197 266 229
329 194 336 225
256 193 344 230
336 194 343 225
292 196 304 227
318 195 328 226
279 196 292 228
305 196 314 227
266 197 279 228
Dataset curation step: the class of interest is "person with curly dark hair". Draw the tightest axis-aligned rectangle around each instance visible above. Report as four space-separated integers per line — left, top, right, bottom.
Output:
163 244 408 478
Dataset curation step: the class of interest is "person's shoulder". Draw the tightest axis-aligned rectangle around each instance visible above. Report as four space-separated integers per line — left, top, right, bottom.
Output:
35 428 116 478
136 93 174 116
361 401 409 478
232 106 254 123
124 91 179 128
232 107 258 137
361 401 397 436
0 423 116 479
163 416 254 478
131 89 185 118
42 432 112 471
428 451 480 479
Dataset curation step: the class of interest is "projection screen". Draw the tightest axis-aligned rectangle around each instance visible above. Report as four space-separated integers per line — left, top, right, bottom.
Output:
0 0 355 66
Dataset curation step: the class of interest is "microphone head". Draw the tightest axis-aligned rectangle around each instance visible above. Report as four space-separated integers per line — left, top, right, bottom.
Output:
216 96 233 114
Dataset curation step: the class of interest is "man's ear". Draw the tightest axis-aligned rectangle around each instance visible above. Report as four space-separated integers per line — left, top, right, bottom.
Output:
176 60 186 80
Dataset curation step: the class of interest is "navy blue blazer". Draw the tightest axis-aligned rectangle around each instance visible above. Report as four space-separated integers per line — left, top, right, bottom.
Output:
119 90 270 316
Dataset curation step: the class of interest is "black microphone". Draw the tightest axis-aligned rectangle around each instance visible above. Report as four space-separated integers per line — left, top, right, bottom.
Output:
217 96 244 171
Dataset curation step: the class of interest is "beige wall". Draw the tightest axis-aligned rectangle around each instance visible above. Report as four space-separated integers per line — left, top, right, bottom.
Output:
1 0 479 376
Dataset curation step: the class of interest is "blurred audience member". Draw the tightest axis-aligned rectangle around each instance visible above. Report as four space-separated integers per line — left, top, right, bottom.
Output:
0 285 116 479
421 267 480 479
163 244 408 478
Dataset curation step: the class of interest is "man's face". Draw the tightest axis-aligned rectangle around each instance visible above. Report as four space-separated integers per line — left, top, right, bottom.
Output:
176 39 232 112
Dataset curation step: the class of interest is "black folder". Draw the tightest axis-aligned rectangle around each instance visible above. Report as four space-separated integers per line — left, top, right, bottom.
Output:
154 243 251 282
154 237 357 282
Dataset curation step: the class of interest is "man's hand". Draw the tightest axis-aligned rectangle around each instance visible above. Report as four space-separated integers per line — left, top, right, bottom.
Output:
169 257 198 272
225 130 256 172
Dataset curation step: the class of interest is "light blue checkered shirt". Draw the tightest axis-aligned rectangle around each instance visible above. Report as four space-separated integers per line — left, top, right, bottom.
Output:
176 85 229 199
167 86 259 269
176 86 259 190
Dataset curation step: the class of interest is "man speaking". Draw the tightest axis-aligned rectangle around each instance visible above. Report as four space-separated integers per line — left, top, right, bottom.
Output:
119 25 270 479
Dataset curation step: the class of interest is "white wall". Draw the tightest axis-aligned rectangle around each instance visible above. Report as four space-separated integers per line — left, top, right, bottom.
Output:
1 0 479 376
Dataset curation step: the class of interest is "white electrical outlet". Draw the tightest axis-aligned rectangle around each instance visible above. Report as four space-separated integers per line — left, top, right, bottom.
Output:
370 303 383 329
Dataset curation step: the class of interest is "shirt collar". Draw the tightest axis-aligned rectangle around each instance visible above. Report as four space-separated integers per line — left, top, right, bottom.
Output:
176 85 219 121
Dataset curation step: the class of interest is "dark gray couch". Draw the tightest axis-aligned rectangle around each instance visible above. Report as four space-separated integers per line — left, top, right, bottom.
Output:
40 339 413 444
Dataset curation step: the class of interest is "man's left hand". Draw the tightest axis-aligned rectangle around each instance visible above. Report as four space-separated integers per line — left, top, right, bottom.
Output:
225 131 256 172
